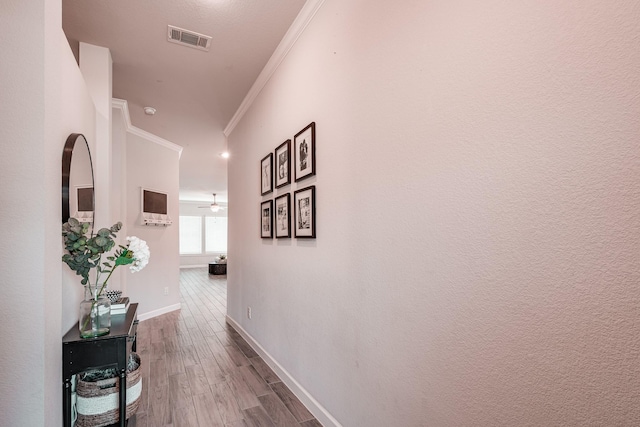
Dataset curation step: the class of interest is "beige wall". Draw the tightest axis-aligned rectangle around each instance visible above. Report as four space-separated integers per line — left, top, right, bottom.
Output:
227 1 640 425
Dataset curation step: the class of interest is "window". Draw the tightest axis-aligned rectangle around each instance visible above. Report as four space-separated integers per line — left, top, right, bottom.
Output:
179 215 228 255
205 217 228 253
179 216 202 255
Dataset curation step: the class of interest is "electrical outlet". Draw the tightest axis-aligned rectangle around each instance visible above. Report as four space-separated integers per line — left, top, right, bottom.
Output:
247 307 252 319
164 287 169 296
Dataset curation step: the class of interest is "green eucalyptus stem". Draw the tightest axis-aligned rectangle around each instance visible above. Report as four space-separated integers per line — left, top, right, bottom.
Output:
97 265 117 300
80 266 118 334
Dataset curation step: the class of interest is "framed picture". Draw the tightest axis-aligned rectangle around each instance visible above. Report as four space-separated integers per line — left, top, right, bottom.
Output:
275 139 291 188
261 153 273 195
294 186 315 238
294 122 316 182
260 200 273 238
274 193 291 238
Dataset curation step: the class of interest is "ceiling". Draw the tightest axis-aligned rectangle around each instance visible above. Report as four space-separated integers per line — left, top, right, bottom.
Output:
62 0 306 204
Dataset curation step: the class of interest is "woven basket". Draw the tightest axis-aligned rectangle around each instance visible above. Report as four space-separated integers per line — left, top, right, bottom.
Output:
76 353 142 427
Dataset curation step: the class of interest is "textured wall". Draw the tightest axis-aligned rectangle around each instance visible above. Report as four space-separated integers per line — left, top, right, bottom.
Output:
0 0 99 424
227 1 640 425
0 2 48 425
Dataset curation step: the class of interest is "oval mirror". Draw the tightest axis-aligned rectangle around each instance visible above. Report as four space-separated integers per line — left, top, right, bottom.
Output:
62 134 95 232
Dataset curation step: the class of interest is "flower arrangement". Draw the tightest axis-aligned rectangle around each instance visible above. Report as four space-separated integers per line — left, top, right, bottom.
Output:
62 218 150 337
62 218 150 294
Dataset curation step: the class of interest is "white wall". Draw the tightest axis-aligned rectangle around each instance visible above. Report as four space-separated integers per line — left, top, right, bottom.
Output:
0 0 97 425
227 1 640 426
125 131 181 318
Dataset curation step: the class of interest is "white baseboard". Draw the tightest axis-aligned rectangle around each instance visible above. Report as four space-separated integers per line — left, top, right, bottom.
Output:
138 303 181 321
179 264 207 269
225 315 341 427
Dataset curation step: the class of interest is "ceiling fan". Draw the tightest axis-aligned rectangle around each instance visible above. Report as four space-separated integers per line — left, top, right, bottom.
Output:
198 193 225 213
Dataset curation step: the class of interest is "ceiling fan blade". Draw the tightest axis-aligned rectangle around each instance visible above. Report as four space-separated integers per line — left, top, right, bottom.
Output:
196 194 226 211
196 204 226 211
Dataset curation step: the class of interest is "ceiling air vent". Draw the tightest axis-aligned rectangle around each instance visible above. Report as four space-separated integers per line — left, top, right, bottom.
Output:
167 25 211 51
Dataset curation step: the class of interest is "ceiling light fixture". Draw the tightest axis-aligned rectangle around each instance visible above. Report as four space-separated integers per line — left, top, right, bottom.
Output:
197 193 226 213
210 193 221 212
220 152 230 159
143 107 156 115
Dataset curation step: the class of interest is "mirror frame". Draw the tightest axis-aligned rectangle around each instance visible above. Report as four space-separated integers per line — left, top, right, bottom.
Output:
62 133 95 226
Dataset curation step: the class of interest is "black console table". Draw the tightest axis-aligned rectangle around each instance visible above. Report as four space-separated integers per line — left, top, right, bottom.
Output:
62 303 138 427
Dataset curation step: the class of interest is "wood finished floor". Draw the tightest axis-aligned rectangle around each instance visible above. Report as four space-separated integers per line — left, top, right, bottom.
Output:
133 268 323 427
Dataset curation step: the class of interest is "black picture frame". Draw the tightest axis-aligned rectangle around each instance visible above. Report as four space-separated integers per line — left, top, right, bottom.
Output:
275 139 291 188
294 186 316 238
274 193 291 238
261 153 273 195
261 200 273 238
294 122 316 182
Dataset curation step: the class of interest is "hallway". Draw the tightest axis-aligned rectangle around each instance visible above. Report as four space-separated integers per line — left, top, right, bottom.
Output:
134 268 322 427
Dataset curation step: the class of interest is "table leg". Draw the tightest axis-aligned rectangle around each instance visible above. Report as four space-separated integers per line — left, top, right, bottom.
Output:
63 378 71 427
132 320 138 352
119 369 127 427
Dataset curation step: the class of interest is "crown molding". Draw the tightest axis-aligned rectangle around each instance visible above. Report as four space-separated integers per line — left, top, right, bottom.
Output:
223 0 326 137
112 98 184 157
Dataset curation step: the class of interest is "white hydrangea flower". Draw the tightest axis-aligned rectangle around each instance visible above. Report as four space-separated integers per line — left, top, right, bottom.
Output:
126 236 150 273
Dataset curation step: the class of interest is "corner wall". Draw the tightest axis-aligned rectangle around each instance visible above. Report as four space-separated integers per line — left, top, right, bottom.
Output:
227 1 640 425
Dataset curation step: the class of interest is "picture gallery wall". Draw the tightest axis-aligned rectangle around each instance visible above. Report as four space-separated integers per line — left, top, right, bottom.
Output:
260 122 316 239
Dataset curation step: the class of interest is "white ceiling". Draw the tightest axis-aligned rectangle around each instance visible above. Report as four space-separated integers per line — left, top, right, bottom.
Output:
62 0 306 204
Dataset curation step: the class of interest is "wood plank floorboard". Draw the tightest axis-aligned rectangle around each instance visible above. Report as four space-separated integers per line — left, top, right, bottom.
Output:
258 394 300 427
249 357 281 385
134 268 323 426
193 392 225 427
270 382 315 423
243 405 276 427
238 365 272 397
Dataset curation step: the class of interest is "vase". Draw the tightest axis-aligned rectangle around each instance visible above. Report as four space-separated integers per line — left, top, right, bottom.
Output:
79 285 111 338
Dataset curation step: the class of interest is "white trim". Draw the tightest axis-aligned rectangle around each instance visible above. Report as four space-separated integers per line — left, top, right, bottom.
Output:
137 303 181 321
112 98 132 128
179 264 208 269
112 98 184 157
223 0 326 137
225 315 342 427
